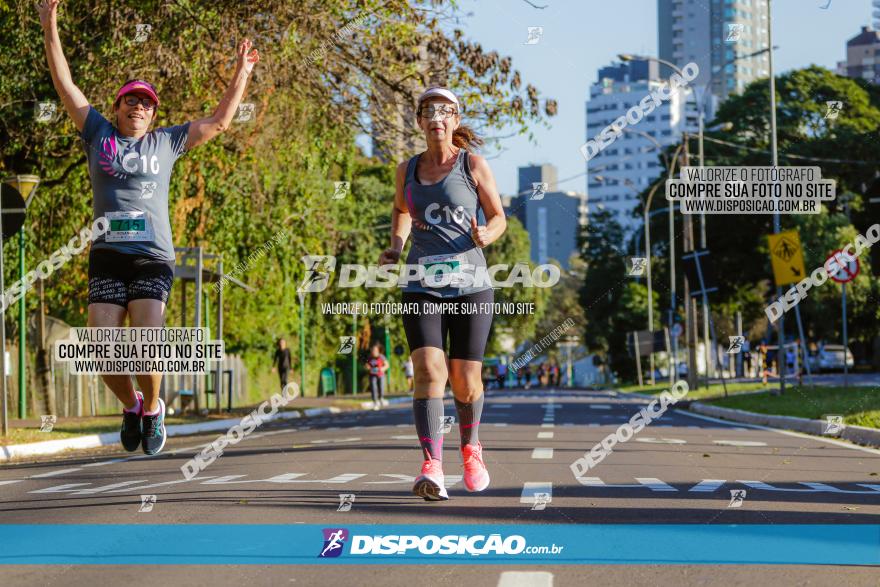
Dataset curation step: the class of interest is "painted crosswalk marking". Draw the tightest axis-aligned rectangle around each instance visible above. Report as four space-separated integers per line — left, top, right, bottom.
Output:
531 448 554 459
688 479 726 493
520 482 552 504
537 432 554 439
30 468 83 478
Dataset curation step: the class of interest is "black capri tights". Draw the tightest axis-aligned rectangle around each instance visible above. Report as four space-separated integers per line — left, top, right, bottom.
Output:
401 289 494 361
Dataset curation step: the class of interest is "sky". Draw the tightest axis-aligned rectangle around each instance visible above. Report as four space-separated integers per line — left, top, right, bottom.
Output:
442 0 871 195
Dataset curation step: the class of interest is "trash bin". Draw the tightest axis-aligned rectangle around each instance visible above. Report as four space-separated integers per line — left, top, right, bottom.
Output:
320 367 337 397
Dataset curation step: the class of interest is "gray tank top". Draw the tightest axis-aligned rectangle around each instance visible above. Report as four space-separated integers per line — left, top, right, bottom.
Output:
403 149 490 298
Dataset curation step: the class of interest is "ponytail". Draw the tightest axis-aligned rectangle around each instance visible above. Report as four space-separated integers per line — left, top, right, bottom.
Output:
452 124 484 152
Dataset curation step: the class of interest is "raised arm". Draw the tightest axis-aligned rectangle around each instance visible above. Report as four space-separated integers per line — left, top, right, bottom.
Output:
378 161 412 266
185 39 260 150
39 0 89 132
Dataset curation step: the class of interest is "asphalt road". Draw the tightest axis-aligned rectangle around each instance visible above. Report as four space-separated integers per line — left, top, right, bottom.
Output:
1 387 879 586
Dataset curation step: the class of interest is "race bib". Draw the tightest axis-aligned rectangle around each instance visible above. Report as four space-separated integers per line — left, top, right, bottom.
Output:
104 210 154 242
419 253 467 287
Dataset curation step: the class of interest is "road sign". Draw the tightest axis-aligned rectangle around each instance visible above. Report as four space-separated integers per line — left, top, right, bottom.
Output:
826 249 859 284
0 184 26 240
768 230 806 286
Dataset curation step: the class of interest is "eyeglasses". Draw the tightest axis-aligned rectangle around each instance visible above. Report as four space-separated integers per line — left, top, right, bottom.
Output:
122 95 156 110
419 104 458 119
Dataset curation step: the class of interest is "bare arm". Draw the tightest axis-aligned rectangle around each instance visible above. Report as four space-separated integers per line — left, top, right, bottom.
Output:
39 0 89 132
185 39 260 150
378 162 412 265
468 153 507 248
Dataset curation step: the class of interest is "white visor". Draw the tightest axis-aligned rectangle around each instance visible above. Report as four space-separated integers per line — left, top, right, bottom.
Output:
417 87 460 109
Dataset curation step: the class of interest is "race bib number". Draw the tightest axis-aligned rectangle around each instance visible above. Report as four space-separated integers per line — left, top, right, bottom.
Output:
419 253 467 287
105 211 154 242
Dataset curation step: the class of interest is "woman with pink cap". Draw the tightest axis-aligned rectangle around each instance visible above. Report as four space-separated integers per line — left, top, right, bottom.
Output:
379 87 507 500
39 0 259 455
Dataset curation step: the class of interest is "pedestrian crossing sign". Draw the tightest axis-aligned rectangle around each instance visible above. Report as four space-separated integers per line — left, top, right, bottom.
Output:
768 230 806 286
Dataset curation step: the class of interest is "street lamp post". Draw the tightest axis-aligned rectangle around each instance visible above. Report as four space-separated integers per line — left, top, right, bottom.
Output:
3 175 40 420
767 0 784 394
297 291 306 397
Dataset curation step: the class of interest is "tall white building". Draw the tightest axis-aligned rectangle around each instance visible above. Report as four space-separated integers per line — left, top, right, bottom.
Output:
659 0 770 100
585 60 703 234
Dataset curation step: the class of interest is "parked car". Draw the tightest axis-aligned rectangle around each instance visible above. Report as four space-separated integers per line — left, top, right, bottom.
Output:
807 345 854 372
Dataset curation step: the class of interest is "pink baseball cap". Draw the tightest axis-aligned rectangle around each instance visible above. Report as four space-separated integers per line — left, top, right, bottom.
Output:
114 79 160 107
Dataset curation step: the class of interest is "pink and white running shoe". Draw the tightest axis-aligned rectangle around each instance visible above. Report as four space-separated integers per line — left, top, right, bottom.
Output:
461 442 490 492
412 458 449 501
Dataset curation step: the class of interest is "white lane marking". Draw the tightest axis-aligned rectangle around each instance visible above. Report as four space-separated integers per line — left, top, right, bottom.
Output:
634 477 677 492
201 473 365 485
541 423 554 428
531 448 554 459
326 427 341 431
497 571 554 587
713 440 767 447
29 468 83 478
396 424 409 428
561 423 575 427
739 480 880 495
635 437 687 444
679 409 880 456
494 423 508 427
590 405 612 410
82 459 128 467
107 476 218 492
30 483 91 494
537 432 554 439
71 480 150 495
587 423 600 427
310 437 361 444
0 480 24 486
575 477 676 492
520 482 552 504
688 479 726 493
392 435 419 440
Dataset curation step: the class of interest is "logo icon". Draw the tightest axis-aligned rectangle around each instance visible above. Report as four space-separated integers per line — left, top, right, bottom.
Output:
297 255 336 293
725 23 744 42
319 528 348 558
39 415 57 432
824 100 843 120
727 335 745 354
628 257 647 277
728 489 746 508
134 23 152 43
440 415 456 434
332 181 350 200
524 26 544 45
823 415 845 435
139 494 157 512
235 103 256 123
337 493 355 512
337 336 355 355
140 181 158 200
529 182 547 201
35 101 57 123
532 492 550 511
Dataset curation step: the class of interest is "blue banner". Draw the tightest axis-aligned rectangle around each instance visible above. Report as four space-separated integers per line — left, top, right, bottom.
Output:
0 525 877 565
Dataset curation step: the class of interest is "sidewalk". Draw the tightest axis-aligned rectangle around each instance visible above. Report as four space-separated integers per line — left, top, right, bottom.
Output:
0 392 413 462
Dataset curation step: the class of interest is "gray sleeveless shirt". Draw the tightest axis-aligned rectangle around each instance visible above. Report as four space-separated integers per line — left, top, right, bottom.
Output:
402 149 491 298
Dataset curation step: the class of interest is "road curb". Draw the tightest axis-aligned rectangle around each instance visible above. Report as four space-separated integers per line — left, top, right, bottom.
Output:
0 396 412 463
688 401 880 447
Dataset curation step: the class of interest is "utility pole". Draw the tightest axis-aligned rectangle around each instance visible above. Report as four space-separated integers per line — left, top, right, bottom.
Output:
682 133 698 390
767 0 785 394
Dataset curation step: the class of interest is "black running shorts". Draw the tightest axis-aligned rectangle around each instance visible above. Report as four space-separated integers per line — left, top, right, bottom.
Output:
88 249 175 307
401 289 494 361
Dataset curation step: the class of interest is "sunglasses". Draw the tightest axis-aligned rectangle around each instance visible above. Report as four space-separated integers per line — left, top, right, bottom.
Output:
121 95 156 110
419 104 458 119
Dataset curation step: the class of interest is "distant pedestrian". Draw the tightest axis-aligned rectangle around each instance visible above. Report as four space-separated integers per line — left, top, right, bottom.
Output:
365 343 389 409
496 361 507 389
272 338 291 391
524 365 532 389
